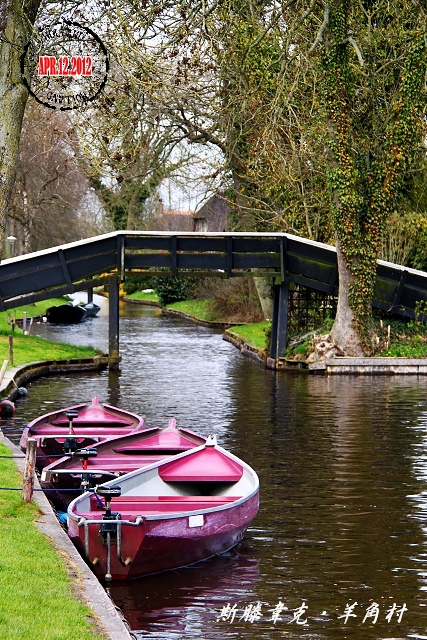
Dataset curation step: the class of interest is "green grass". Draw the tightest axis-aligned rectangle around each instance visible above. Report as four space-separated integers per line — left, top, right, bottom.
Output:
125 290 160 303
380 342 427 357
0 299 102 370
0 443 104 640
1 334 101 368
166 299 219 322
228 321 271 350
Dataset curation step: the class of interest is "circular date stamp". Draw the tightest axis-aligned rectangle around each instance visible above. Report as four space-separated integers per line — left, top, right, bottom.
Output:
21 19 109 110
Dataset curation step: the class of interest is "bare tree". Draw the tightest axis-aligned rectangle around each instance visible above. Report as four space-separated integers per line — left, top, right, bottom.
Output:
9 100 106 252
0 0 41 258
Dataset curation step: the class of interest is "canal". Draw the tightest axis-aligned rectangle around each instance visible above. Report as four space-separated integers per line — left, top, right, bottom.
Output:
3 295 427 639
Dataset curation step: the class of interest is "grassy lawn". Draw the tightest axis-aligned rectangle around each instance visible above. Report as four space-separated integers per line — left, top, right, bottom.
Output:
166 299 219 322
125 290 160 303
0 334 101 368
0 298 102 370
0 442 105 639
227 321 270 350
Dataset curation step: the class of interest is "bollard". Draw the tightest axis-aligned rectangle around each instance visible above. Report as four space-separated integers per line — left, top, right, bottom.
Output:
22 438 36 503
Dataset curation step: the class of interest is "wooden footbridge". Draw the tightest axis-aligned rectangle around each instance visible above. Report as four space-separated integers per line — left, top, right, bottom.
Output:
1 230 426 365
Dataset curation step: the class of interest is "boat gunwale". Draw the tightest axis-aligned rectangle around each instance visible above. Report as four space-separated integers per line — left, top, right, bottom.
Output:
74 488 259 522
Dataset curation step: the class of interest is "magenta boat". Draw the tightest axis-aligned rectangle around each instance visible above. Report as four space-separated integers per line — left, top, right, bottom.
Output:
19 398 144 469
67 436 259 581
40 419 206 509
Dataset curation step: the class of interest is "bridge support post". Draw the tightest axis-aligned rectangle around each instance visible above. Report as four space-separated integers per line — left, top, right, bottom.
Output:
108 275 120 369
269 280 289 362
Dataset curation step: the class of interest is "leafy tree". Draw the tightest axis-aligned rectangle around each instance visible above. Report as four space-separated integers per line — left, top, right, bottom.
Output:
153 277 196 305
312 1 427 353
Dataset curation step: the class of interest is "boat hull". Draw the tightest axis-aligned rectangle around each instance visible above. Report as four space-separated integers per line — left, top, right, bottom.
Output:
20 399 144 469
46 303 87 324
68 492 259 581
83 302 100 317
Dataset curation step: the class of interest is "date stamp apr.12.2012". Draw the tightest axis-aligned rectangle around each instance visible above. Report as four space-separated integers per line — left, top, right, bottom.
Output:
21 19 109 111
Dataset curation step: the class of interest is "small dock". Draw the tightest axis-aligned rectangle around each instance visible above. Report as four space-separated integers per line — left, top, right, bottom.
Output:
278 357 427 375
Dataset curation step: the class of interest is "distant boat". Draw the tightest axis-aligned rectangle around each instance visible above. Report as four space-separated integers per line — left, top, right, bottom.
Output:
46 300 87 324
20 397 145 468
40 418 206 509
83 302 100 318
67 436 259 581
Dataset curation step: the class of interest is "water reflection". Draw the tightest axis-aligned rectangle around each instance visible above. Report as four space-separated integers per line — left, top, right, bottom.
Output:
3 302 427 638
109 545 260 638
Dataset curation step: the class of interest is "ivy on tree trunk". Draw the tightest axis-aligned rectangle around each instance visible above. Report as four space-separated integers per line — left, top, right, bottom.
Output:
320 1 427 354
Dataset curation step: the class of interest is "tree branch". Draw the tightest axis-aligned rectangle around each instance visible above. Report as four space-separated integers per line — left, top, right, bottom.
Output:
308 4 330 54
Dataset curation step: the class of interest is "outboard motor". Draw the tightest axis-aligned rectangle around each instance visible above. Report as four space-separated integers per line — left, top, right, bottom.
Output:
97 486 122 581
98 486 122 541
63 410 79 454
72 448 98 490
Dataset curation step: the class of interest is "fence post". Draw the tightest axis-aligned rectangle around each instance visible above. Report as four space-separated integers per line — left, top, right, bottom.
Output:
22 438 36 503
8 335 13 365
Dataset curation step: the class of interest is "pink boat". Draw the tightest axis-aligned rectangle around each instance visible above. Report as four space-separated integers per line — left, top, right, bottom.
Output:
19 397 144 469
67 436 259 581
40 419 206 509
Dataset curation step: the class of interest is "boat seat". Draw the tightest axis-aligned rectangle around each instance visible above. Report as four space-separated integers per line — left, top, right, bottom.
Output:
86 494 240 516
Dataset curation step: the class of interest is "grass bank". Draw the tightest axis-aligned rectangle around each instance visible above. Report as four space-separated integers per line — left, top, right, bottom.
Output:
0 298 102 370
124 290 159 303
226 321 270 350
0 442 105 639
166 299 219 323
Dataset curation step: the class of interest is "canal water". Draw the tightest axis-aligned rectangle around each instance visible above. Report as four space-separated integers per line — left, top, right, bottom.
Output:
3 295 427 639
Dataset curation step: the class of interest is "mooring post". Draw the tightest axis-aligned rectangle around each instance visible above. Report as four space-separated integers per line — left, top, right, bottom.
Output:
0 359 8 384
108 274 120 369
22 438 36 503
87 287 93 304
270 280 290 361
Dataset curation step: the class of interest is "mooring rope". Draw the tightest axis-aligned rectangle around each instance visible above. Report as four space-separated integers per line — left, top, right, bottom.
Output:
0 486 84 492
0 454 72 459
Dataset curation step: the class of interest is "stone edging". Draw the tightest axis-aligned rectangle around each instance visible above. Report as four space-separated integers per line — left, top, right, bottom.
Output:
319 357 427 374
162 307 230 327
122 296 162 308
223 330 268 367
0 356 110 401
0 434 134 640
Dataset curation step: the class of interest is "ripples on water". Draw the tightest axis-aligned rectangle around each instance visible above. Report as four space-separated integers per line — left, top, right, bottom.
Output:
3 296 427 639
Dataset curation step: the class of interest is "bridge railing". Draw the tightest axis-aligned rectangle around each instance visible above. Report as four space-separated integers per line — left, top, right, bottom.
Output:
0 231 426 323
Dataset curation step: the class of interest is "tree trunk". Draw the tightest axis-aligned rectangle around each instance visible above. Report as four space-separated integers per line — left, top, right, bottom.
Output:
126 182 142 230
330 240 364 356
0 0 41 258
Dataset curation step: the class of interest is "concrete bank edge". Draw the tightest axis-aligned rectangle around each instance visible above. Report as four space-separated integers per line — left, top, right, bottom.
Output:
0 433 133 640
0 356 109 401
223 330 268 367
